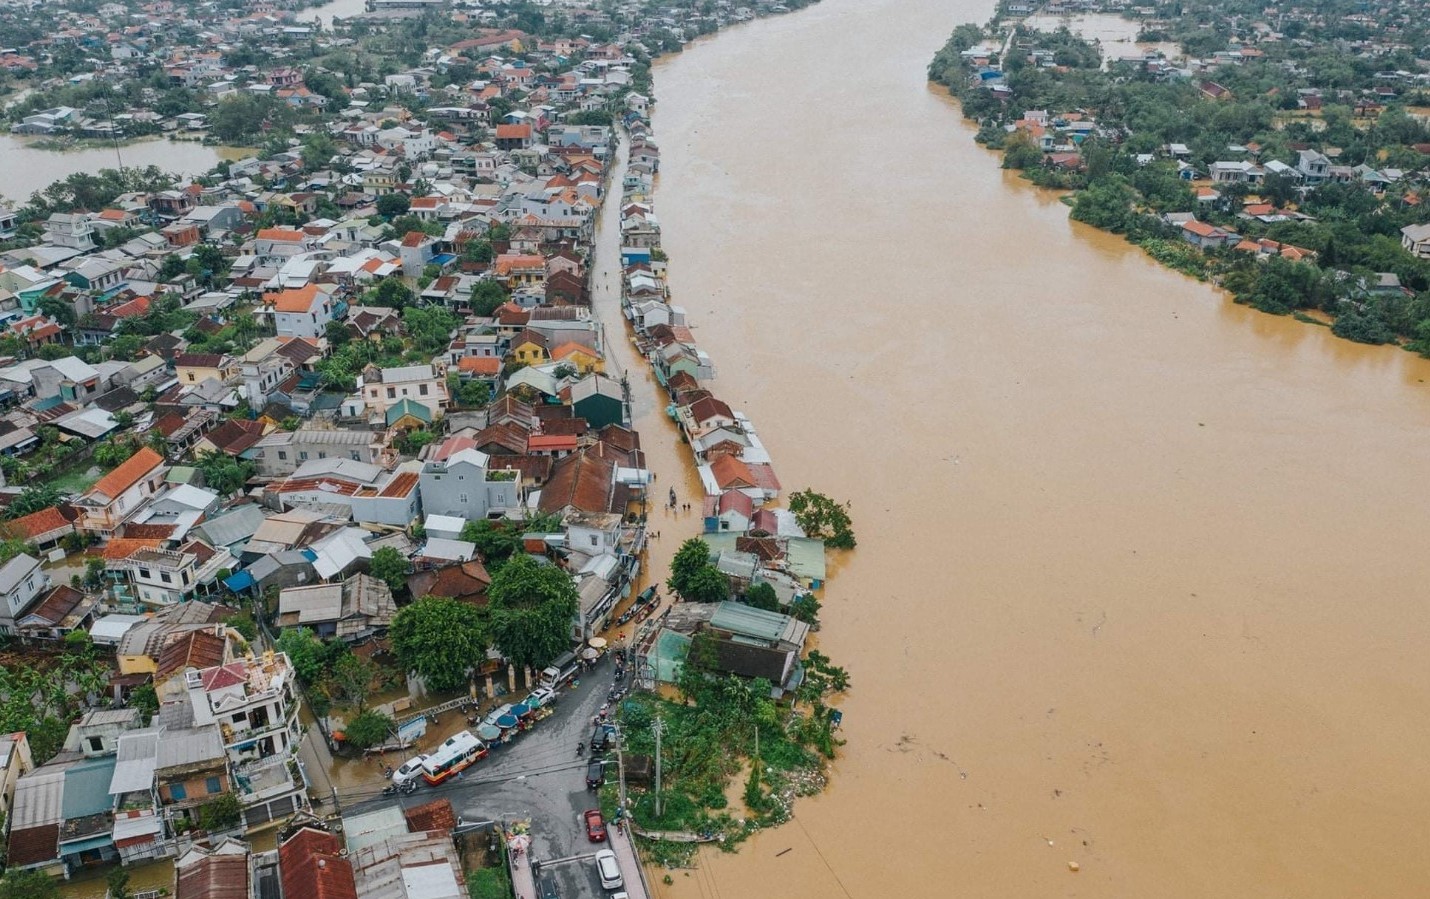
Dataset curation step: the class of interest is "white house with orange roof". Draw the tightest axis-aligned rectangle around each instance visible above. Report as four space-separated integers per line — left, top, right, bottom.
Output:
269 283 337 340
253 227 313 267
74 447 168 537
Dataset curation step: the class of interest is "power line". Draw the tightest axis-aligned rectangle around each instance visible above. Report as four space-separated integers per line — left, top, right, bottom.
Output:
791 813 855 899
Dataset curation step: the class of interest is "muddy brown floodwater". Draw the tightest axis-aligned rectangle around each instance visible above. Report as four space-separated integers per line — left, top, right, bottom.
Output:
644 0 1430 896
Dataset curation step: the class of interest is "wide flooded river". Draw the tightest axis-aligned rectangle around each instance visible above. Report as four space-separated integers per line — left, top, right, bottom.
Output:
650 0 1430 896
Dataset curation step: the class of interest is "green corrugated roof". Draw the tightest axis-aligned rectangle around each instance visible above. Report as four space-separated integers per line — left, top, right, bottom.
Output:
709 601 789 643
386 398 432 426
63 756 118 820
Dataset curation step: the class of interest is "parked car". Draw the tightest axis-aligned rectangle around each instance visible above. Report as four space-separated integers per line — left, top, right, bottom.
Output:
584 808 607 842
586 760 605 790
527 686 556 708
391 754 429 786
590 722 616 754
538 875 559 899
594 848 623 890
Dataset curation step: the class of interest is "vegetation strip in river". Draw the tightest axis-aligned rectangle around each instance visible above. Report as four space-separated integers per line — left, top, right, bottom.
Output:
929 0 1430 351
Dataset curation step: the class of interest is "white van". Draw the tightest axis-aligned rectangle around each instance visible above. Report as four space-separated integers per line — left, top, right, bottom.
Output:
391 754 429 786
594 849 623 889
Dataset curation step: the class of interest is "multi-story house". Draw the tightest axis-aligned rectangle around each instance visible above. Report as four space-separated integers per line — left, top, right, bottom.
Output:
0 554 48 635
113 542 232 607
270 284 337 340
342 363 448 421
238 338 295 408
185 652 308 828
418 437 520 521
41 213 97 251
75 447 168 536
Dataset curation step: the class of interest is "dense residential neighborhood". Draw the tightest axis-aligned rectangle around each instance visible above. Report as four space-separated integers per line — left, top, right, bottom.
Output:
0 0 844 896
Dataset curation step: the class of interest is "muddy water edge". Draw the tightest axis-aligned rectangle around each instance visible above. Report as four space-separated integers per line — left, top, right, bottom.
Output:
645 0 1430 896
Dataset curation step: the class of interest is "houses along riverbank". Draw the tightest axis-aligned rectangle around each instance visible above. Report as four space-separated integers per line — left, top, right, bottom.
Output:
930 0 1430 351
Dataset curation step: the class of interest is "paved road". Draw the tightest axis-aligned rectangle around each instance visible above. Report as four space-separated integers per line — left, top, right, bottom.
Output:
346 656 625 898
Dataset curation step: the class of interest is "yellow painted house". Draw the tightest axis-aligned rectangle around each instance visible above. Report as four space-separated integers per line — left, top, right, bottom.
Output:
509 330 549 365
174 352 238 386
551 341 605 374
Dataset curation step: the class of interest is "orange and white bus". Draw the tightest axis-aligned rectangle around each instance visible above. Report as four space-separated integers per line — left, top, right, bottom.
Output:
421 730 488 785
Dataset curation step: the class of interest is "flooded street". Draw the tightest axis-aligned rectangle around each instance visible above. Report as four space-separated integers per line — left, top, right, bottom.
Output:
0 136 251 206
646 0 1430 896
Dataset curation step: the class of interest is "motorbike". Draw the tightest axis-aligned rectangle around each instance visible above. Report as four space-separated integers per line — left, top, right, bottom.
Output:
400 779 418 795
576 741 585 757
382 765 394 779
382 783 399 797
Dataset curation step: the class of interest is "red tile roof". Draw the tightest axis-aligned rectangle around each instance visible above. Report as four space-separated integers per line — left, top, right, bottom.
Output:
404 799 458 832
269 283 323 314
91 447 165 502
457 357 502 376
156 629 227 680
3 506 72 541
176 848 250 899
100 537 164 561
7 823 58 867
279 828 357 899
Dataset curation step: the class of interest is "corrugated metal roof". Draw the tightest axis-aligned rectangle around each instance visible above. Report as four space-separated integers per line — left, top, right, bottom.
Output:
63 756 118 819
710 601 795 644
110 730 160 795
12 765 68 828
156 726 225 770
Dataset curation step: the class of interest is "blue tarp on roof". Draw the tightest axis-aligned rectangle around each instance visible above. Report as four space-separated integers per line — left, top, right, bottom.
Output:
300 549 318 562
224 570 255 592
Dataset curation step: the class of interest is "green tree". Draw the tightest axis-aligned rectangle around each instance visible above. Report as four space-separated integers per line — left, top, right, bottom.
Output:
342 709 395 750
667 537 711 596
375 193 410 219
744 582 779 612
326 651 379 710
194 450 255 496
5 484 61 519
469 279 509 316
368 545 412 594
0 869 60 899
325 318 352 347
787 489 857 550
197 792 242 832
459 519 523 568
486 554 579 670
389 596 488 692
131 683 159 723
276 627 326 684
684 565 730 604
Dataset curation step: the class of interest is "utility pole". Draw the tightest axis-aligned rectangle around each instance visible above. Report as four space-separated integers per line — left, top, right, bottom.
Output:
653 715 664 819
616 724 627 816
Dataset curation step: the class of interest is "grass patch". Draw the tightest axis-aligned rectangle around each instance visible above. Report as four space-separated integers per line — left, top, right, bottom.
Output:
49 465 103 495
466 866 511 899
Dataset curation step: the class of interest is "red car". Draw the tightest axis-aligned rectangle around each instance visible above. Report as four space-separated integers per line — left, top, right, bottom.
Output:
584 808 607 842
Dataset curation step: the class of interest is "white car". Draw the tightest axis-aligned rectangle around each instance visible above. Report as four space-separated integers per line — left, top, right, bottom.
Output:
391 754 428 786
594 848 623 890
527 686 556 708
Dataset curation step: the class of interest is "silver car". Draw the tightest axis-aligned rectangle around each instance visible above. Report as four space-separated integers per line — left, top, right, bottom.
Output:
594 848 623 890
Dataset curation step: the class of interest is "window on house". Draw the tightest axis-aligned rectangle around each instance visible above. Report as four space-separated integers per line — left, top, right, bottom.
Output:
88 736 104 752
206 776 222 795
299 452 308 461
351 452 360 461
419 384 429 396
160 571 172 584
139 568 152 580
459 494 468 504
170 783 187 801
387 387 396 399
182 571 190 585
318 452 326 459
187 373 196 382
278 451 287 460
590 535 599 547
